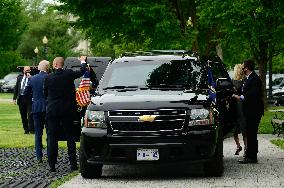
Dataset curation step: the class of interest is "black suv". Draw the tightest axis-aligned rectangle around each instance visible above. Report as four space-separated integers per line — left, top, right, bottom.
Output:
80 51 236 178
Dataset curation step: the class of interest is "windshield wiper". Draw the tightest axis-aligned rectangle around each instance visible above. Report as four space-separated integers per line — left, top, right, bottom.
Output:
147 84 184 89
102 86 139 90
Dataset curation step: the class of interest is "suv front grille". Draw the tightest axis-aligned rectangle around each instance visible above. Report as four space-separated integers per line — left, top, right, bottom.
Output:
108 109 186 132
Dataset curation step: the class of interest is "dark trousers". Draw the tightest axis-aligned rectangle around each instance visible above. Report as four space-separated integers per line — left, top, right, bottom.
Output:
18 96 34 132
47 116 77 168
33 112 46 160
245 115 261 160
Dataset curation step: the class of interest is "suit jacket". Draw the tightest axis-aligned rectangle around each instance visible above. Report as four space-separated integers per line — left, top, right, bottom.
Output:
24 71 48 113
13 74 32 104
44 63 87 117
242 71 264 118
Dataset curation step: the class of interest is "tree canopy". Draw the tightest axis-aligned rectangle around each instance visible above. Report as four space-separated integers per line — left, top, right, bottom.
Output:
0 0 27 51
0 0 27 77
1 0 283 90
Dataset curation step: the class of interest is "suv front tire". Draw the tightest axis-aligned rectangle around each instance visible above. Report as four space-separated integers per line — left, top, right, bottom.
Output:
79 142 103 179
203 127 224 177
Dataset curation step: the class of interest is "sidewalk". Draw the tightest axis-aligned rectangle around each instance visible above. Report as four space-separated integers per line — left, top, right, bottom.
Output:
0 99 13 103
61 134 284 188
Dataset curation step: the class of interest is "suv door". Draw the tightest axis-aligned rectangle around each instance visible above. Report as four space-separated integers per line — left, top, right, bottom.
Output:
64 57 111 86
210 61 237 136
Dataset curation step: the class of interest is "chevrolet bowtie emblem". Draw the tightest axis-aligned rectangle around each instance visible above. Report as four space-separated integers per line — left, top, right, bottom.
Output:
138 115 157 122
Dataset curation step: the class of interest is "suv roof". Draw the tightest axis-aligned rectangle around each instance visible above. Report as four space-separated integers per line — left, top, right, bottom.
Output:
115 55 198 63
17 66 39 76
117 50 198 62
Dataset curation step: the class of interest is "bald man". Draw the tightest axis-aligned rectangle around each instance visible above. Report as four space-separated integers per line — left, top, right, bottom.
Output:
13 66 33 134
44 56 87 172
24 60 49 163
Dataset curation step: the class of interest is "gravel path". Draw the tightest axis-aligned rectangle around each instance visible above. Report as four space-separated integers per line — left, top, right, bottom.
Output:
0 148 78 188
60 134 284 188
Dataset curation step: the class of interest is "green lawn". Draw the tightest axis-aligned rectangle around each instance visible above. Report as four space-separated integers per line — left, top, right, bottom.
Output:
258 106 284 134
0 93 13 99
0 102 36 148
0 102 72 148
271 139 284 150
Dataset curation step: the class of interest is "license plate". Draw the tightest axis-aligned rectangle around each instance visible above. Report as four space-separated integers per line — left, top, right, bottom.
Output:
137 149 159 161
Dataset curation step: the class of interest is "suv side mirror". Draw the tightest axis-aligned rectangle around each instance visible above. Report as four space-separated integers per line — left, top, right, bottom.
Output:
216 78 233 91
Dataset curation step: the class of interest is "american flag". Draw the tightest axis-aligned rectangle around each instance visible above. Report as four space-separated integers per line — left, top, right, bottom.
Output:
76 70 91 107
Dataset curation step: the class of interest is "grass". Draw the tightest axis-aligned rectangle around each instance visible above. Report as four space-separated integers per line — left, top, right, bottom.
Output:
258 106 284 134
0 102 36 148
0 93 13 99
271 139 284 150
0 101 75 148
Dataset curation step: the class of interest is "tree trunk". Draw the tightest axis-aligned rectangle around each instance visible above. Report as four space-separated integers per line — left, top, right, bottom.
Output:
172 0 186 33
190 0 199 53
257 59 267 110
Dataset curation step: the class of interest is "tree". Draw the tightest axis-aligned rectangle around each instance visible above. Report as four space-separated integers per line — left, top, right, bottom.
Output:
57 1 283 77
0 51 26 78
0 0 28 78
198 0 284 106
17 6 82 63
0 0 27 51
58 0 192 56
58 0 229 59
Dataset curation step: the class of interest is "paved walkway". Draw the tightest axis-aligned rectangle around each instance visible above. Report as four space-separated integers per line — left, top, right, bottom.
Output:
0 99 12 103
61 134 284 188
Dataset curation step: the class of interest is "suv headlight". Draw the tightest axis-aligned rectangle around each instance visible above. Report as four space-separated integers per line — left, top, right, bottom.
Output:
190 109 209 119
84 110 107 128
188 108 213 126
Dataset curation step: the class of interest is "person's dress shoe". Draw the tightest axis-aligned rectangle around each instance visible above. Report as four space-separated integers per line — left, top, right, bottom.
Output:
238 157 258 164
235 146 242 155
243 149 247 158
50 165 56 172
24 130 29 134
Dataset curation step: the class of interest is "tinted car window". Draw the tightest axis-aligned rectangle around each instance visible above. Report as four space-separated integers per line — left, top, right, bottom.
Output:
211 62 229 81
100 59 207 91
272 77 284 85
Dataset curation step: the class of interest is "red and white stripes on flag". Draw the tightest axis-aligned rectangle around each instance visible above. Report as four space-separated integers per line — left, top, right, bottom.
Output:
76 71 91 107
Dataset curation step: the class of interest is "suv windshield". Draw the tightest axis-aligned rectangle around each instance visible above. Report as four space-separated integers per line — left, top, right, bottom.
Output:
100 59 207 91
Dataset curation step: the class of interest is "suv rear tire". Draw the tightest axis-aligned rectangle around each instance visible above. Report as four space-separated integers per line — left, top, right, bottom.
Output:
203 127 224 177
80 144 103 179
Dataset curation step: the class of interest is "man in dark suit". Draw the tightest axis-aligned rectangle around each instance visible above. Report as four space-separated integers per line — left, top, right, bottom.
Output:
13 66 34 134
233 59 264 163
44 56 87 172
24 60 49 163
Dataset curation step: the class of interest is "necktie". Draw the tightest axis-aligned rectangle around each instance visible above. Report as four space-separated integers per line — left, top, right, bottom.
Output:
20 77 27 95
242 77 247 93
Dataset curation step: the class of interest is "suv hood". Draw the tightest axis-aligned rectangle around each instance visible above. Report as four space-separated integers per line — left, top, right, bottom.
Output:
90 90 208 110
